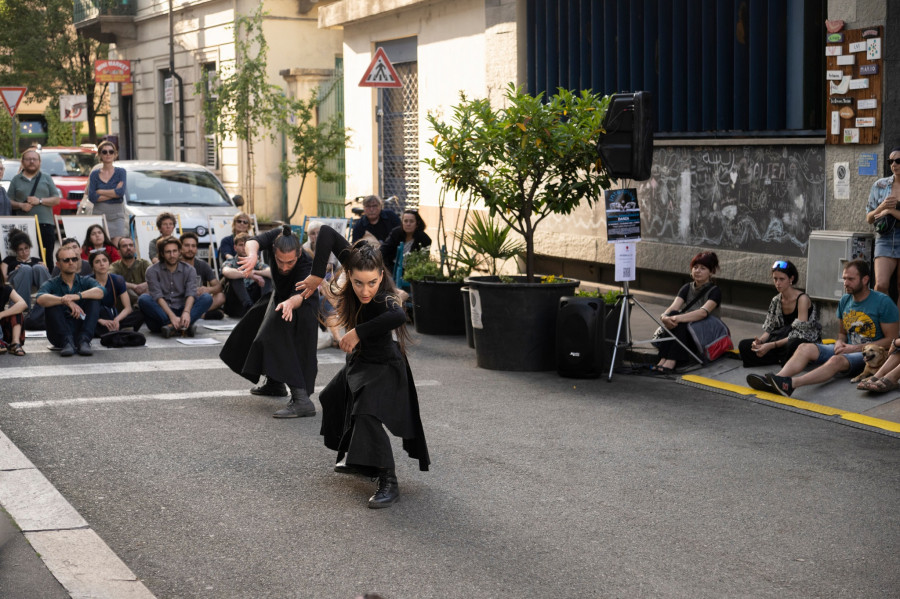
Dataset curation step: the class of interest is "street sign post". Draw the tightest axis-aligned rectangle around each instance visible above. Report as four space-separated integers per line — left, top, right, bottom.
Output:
0 87 27 158
60 94 88 146
359 47 403 88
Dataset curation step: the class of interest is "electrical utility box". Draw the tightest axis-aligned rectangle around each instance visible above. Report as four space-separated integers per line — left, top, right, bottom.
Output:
806 230 874 301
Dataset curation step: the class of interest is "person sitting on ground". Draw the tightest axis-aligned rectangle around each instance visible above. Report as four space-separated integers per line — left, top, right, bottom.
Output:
738 260 821 367
747 260 899 397
302 222 342 347
380 209 431 276
138 236 212 337
0 161 10 216
351 194 400 243
52 238 92 277
302 221 340 271
80 223 121 263
1 231 50 315
218 211 252 263
110 236 151 307
148 212 178 264
88 250 143 335
0 268 28 356
179 231 226 319
221 232 272 318
651 251 723 373
220 225 319 418
35 245 104 356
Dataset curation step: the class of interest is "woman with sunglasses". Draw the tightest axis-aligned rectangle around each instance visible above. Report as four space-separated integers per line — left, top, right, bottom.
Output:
737 260 820 367
866 146 900 304
86 140 128 244
218 212 252 263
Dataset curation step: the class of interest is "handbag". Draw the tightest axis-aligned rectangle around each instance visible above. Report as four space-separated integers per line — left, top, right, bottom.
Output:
875 214 896 235
652 283 712 339
687 316 733 362
99 330 146 348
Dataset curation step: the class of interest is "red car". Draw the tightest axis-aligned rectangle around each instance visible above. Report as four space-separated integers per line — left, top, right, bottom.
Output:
38 147 98 215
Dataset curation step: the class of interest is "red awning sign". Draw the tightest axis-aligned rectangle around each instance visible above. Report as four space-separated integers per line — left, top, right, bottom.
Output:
0 87 27 117
359 47 402 88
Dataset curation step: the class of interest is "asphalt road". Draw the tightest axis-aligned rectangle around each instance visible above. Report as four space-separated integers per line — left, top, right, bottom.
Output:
1 331 898 598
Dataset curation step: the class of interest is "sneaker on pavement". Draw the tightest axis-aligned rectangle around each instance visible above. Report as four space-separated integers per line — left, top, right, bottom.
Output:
161 324 177 338
186 324 196 337
250 380 288 397
746 373 776 393
766 373 794 397
273 393 316 418
77 340 93 356
60 342 76 357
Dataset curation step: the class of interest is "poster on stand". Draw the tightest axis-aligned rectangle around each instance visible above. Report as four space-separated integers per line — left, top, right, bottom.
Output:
605 188 641 243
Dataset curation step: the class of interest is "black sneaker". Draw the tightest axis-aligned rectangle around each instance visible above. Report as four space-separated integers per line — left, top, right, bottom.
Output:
161 324 177 338
77 340 93 356
60 342 76 357
766 373 794 397
746 373 775 393
186 324 196 337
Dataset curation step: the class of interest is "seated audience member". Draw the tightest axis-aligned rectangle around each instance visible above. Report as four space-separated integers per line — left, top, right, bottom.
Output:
180 232 225 319
738 260 821 367
0 268 28 355
747 260 899 397
80 224 121 263
651 251 723 373
222 232 272 317
110 236 151 306
148 212 178 264
218 211 252 263
302 221 340 272
0 161 10 216
350 194 400 243
1 231 51 312
301 224 342 346
88 250 143 335
380 209 431 276
35 246 104 356
52 238 92 277
138 236 212 337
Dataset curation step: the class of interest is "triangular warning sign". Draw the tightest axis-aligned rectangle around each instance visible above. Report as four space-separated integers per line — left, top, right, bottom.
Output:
0 87 27 117
359 48 403 88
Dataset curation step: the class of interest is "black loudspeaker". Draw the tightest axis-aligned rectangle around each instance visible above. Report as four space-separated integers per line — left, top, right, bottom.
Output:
556 297 604 379
596 91 654 181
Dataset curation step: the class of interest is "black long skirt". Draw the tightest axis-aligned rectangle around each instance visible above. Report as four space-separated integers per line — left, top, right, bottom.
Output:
220 292 318 394
319 343 430 472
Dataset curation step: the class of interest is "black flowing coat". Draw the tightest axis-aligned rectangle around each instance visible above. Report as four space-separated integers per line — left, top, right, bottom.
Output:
315 226 430 471
219 229 318 393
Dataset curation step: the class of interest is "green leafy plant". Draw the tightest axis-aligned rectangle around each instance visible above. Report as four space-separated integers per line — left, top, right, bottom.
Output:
426 84 611 282
459 211 524 276
403 247 471 283
576 288 622 305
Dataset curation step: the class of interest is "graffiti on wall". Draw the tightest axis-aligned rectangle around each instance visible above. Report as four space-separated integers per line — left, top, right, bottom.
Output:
636 146 826 256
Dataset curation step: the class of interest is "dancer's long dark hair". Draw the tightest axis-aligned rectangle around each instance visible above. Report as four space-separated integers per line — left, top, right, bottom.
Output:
327 239 410 354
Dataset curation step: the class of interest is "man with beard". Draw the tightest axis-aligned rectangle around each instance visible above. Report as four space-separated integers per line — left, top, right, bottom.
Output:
138 236 212 337
220 225 318 418
179 232 225 319
111 236 151 307
747 260 898 397
8 148 61 269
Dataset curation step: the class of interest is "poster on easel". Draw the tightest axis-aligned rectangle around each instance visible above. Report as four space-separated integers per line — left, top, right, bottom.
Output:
0 215 41 262
605 188 641 243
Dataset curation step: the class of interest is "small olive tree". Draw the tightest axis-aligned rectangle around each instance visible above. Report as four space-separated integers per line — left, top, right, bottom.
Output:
425 84 611 281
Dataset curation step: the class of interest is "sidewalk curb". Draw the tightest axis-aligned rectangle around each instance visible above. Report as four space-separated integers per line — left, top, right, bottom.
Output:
679 375 900 438
0 429 157 599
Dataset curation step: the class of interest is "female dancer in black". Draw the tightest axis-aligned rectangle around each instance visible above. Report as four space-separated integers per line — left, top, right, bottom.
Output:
296 225 429 508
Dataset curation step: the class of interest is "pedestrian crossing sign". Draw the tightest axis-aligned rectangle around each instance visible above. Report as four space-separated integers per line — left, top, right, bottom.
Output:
359 47 403 88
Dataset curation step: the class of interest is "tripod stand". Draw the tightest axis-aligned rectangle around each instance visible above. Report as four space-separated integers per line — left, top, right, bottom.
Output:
607 280 704 381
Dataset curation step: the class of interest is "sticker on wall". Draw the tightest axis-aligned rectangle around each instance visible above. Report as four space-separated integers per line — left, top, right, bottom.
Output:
834 162 850 200
856 117 876 127
830 76 851 94
848 78 870 90
867 38 881 60
861 29 879 38
826 70 844 80
858 153 877 176
829 97 853 105
848 41 866 53
859 64 879 75
827 33 844 43
839 106 855 119
858 98 877 110
831 112 840 135
825 46 843 56
836 55 855 66
843 128 860 143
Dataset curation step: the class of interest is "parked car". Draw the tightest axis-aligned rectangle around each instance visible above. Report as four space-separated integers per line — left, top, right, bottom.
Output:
1 158 19 192
38 147 98 215
117 160 243 261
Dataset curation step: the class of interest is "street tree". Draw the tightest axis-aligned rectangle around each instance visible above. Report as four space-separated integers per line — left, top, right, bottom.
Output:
0 0 109 144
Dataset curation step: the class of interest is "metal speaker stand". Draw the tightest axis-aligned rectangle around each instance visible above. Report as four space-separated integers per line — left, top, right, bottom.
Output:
607 280 704 382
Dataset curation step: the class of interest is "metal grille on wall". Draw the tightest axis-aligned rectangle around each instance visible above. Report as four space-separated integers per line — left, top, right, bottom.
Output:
380 62 419 209
316 58 346 218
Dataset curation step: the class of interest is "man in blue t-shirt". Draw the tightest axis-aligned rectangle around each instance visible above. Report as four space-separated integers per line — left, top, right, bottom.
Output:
747 260 899 397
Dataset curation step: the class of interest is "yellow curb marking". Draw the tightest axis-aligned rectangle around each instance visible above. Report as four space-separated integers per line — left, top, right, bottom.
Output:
682 374 900 434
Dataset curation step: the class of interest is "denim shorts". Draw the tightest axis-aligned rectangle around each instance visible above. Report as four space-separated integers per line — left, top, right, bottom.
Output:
813 344 866 377
875 230 900 258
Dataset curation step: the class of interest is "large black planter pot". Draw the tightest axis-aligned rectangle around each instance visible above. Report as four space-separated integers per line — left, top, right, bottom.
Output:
410 280 466 335
466 276 579 371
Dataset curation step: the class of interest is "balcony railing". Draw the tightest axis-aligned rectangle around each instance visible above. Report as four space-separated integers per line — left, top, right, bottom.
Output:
74 0 136 24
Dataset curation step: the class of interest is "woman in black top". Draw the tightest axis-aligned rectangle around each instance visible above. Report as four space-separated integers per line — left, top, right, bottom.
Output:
220 225 319 418
296 225 430 509
380 209 431 275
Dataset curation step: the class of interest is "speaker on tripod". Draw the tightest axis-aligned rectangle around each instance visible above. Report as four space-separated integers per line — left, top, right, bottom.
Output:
556 297 606 379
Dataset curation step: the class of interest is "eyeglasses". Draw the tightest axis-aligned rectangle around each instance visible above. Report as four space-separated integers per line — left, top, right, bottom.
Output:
235 219 249 225
889 158 900 166
59 257 80 264
772 260 789 270
99 149 116 155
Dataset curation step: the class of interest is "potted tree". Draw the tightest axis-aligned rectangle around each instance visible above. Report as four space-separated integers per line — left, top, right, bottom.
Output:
425 85 611 370
403 245 471 336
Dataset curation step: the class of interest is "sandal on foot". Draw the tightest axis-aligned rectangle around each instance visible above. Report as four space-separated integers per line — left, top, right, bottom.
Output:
866 377 899 393
649 365 674 374
8 343 25 356
856 376 881 391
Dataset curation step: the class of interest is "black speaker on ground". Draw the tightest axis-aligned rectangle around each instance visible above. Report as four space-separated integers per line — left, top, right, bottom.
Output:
596 91 654 181
556 297 604 379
